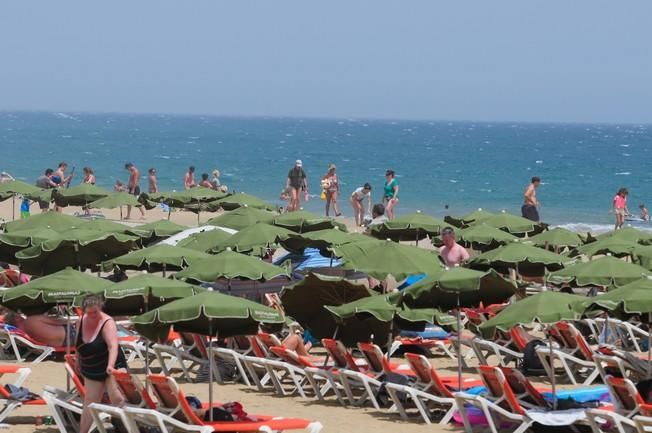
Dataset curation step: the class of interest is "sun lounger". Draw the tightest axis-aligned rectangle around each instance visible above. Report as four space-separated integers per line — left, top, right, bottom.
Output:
146 373 323 432
152 333 209 382
111 371 157 409
121 405 213 433
64 354 86 398
88 402 137 433
42 386 92 433
321 338 367 372
1 325 69 363
210 346 252 386
0 365 46 425
586 376 652 433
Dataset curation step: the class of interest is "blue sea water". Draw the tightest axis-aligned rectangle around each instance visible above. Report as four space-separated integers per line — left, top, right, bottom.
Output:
1 111 650 230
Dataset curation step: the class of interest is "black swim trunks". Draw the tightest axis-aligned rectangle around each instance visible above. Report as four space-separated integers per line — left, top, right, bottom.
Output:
521 204 540 222
131 185 141 197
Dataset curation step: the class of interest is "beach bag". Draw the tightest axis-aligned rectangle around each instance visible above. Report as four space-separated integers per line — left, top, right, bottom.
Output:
520 339 546 376
4 384 40 402
320 190 326 200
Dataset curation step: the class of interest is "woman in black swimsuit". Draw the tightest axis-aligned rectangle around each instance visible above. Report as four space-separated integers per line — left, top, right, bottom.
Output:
76 295 127 433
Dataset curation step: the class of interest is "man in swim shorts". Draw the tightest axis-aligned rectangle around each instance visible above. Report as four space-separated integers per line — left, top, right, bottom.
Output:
521 176 541 222
125 162 145 219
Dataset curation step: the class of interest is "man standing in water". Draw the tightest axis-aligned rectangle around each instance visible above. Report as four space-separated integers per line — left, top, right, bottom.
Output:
438 227 470 267
148 168 158 193
522 176 541 222
286 160 308 212
125 162 145 220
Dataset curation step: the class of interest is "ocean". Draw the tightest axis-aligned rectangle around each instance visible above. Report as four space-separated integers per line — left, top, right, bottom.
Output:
1 111 650 231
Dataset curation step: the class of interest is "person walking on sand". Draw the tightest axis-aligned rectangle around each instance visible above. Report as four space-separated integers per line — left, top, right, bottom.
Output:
613 187 629 230
350 183 372 226
124 163 145 220
286 160 308 212
321 164 341 217
439 226 470 267
383 169 399 220
81 167 95 185
522 176 541 222
148 168 158 193
184 166 196 190
75 295 127 433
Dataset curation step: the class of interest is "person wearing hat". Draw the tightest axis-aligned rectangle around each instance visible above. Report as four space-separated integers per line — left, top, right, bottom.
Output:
211 169 228 193
321 163 341 217
286 160 308 212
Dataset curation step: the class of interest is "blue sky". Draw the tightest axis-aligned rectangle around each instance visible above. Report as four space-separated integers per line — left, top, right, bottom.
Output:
1 1 651 123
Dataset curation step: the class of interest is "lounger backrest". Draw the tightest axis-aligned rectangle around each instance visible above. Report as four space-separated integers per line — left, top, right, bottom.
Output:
147 374 202 425
112 371 156 409
0 366 28 399
607 376 652 416
232 335 251 352
192 334 209 359
322 339 359 371
64 354 86 397
248 336 267 358
405 353 453 398
270 346 311 368
552 322 580 351
357 342 389 374
499 367 547 408
564 323 594 361
478 365 526 416
257 333 282 353
509 327 531 352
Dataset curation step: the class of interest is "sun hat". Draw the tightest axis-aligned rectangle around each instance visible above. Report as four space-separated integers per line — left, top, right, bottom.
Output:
328 163 336 171
295 160 303 167
212 169 220 177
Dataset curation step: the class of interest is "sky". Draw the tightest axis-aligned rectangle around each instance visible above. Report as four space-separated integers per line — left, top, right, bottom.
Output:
1 1 651 124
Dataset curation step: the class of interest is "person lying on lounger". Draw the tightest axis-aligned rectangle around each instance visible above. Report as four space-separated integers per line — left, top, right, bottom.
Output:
5 311 76 347
282 322 313 357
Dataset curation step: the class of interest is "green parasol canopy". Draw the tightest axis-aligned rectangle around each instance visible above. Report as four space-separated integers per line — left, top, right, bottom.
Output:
547 256 650 288
634 245 652 270
206 206 276 231
279 228 368 256
444 209 495 228
175 228 232 252
279 273 377 345
572 237 639 259
333 239 443 280
211 223 293 256
173 250 290 284
0 180 41 197
3 211 84 233
98 274 205 316
401 267 517 310
477 291 587 339
16 228 139 275
1 268 113 314
583 278 652 314
368 211 447 242
150 188 228 210
87 192 141 209
592 227 652 245
471 211 545 236
81 219 130 234
468 242 573 272
273 210 347 233
526 228 586 251
53 184 110 207
434 224 518 251
126 219 186 244
132 291 284 341
104 244 211 273
0 228 59 264
216 193 274 211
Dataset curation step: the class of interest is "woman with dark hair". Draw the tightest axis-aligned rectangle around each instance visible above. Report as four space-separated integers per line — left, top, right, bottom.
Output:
350 183 372 226
383 169 399 220
76 294 127 433
82 167 96 185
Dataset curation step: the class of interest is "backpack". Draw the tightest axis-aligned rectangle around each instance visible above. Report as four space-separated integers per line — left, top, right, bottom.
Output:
520 339 546 376
375 373 415 407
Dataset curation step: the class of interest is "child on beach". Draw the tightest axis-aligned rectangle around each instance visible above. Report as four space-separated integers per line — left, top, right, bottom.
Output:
613 187 629 230
640 204 650 222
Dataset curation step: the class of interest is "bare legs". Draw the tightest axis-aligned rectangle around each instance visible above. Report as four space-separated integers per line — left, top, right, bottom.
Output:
351 198 364 226
288 187 301 212
325 191 340 217
615 211 625 230
385 198 398 220
80 375 125 433
282 334 312 357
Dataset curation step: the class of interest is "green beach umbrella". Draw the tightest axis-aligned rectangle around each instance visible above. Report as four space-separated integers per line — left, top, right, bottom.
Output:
99 274 205 316
126 219 186 244
333 239 443 280
280 273 376 345
132 290 284 341
634 245 652 270
472 211 545 236
216 192 274 211
584 278 652 314
572 237 639 259
273 210 347 233
206 206 276 231
593 227 652 245
53 184 110 207
547 255 650 288
175 228 232 252
279 228 368 256
152 188 228 207
468 242 573 273
434 224 518 251
16 228 139 275
211 222 293 256
369 211 446 243
0 180 41 220
104 244 211 274
88 192 142 219
444 209 495 228
0 228 59 264
82 219 130 234
173 249 291 284
401 267 517 310
1 267 113 314
3 211 83 233
526 228 586 252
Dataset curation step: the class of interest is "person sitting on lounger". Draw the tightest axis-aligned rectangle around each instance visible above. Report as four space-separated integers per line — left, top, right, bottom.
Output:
5 311 76 347
282 322 313 357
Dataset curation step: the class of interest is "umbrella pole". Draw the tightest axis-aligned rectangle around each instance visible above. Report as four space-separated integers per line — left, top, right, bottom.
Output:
548 328 556 410
648 312 651 379
457 293 462 390
66 302 72 392
197 199 200 227
12 195 15 221
74 242 81 272
120 206 123 220
415 228 419 247
208 322 214 422
144 296 151 392
162 263 166 278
